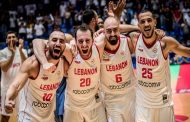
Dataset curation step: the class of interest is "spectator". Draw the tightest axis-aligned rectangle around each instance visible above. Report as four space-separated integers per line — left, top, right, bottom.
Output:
33 20 45 38
26 23 34 43
130 13 138 26
18 17 27 40
0 31 27 122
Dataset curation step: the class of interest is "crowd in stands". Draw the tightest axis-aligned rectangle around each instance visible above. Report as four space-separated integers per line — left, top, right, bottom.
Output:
0 0 190 64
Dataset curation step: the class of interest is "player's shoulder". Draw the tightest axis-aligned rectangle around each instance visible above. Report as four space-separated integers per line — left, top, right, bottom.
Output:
129 32 141 38
0 47 8 53
120 34 132 39
22 55 39 69
120 34 127 39
159 36 180 51
120 34 132 43
160 36 175 42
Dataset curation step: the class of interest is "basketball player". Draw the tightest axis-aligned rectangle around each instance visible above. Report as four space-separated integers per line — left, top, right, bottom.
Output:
95 16 136 122
4 31 67 122
130 10 190 122
64 17 138 122
63 24 107 122
32 24 107 122
32 33 73 73
0 31 27 122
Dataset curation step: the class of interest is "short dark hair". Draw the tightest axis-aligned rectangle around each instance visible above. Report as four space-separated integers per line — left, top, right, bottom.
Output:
82 9 96 25
75 24 93 40
6 31 17 39
137 9 156 20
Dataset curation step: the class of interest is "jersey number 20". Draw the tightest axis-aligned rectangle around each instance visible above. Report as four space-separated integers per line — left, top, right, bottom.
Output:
80 78 91 87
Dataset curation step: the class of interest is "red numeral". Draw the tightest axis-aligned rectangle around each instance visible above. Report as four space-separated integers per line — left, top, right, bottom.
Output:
142 68 152 79
43 93 53 101
80 78 91 87
115 74 122 83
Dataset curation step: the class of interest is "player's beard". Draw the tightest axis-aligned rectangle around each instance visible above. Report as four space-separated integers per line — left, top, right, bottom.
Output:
49 49 63 60
142 27 154 39
108 35 118 45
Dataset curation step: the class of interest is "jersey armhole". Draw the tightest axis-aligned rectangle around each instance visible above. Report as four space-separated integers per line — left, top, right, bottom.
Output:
134 33 141 52
159 39 168 60
125 36 135 54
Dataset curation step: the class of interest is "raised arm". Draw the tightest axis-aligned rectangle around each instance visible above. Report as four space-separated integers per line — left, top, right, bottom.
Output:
5 57 34 113
107 0 126 20
32 38 56 72
94 33 107 60
119 24 139 33
163 36 190 58
32 39 48 64
62 43 74 64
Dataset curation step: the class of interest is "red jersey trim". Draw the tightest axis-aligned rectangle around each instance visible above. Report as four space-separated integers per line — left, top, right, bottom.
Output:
134 34 141 51
142 35 157 49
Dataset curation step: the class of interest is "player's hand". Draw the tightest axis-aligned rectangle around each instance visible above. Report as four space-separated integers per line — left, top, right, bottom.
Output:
155 29 165 40
5 99 15 114
93 28 104 38
18 38 24 50
107 0 126 19
43 63 56 73
69 39 78 57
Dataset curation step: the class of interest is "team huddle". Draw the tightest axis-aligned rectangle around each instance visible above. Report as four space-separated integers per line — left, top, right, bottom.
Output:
1 0 190 122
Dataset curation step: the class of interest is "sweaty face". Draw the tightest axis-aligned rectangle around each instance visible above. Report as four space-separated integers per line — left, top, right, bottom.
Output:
104 18 120 46
138 12 156 38
6 33 18 47
76 30 93 58
48 31 66 59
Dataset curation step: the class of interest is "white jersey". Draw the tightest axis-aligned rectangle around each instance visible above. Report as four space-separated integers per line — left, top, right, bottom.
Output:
135 34 172 108
65 44 100 111
18 59 64 122
0 47 27 115
101 35 136 95
0 47 27 89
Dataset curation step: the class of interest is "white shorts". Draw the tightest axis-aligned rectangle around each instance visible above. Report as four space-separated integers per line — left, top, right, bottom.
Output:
135 104 175 122
104 88 136 122
63 103 107 122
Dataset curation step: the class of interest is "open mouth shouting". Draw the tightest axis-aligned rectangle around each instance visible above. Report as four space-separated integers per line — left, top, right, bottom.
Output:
82 49 88 54
143 27 154 38
53 47 62 56
144 27 151 33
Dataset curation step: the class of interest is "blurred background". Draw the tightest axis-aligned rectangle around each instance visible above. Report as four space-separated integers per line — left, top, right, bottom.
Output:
0 0 190 51
0 0 190 64
0 0 190 122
